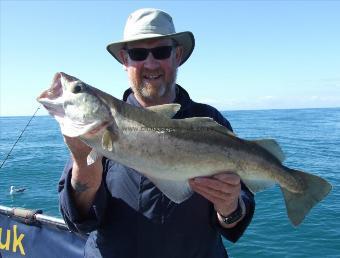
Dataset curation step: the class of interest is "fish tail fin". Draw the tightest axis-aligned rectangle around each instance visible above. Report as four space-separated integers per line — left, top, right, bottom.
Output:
281 169 332 226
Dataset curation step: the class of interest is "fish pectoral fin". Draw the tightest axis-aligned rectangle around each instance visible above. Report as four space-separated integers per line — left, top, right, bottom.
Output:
242 177 276 194
180 117 236 136
101 128 117 151
87 149 102 165
146 104 181 118
147 176 193 203
251 139 285 162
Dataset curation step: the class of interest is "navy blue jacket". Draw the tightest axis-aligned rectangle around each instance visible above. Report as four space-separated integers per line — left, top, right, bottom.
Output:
59 85 255 258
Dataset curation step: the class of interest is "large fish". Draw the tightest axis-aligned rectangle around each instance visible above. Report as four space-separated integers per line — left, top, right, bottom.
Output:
37 72 331 226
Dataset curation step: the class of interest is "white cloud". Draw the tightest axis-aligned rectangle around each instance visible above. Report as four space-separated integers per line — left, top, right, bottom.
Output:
197 94 340 111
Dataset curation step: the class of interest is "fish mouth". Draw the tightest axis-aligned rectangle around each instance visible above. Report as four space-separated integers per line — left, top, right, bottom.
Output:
37 72 115 138
37 73 63 101
36 73 65 116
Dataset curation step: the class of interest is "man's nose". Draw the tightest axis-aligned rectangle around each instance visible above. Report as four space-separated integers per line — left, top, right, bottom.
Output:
143 52 160 69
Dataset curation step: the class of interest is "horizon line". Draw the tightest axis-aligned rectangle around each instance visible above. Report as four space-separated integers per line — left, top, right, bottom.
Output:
1 106 339 117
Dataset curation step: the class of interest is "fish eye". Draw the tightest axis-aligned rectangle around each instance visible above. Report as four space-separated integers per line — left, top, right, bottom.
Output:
72 83 83 94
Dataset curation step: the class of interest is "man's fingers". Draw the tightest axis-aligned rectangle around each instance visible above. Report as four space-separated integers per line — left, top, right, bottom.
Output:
190 180 234 202
192 176 240 195
193 177 227 192
63 136 92 162
189 176 241 216
190 183 226 204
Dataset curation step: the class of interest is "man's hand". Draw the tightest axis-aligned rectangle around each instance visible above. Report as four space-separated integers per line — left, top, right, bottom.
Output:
189 172 245 228
63 136 92 166
63 135 103 217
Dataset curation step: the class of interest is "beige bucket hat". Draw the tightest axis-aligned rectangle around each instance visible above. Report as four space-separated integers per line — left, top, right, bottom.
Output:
106 8 195 66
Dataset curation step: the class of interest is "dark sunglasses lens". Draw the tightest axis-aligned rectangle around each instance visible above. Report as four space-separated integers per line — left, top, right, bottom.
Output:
152 46 173 59
128 48 149 61
127 46 174 61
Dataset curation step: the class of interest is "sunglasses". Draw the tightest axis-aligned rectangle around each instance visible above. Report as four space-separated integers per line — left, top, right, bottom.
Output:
126 46 176 61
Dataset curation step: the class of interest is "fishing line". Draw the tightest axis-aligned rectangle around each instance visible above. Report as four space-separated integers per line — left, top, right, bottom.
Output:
0 105 41 169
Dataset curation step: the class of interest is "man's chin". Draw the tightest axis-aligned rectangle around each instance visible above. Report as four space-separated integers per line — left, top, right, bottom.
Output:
140 94 163 104
141 85 167 99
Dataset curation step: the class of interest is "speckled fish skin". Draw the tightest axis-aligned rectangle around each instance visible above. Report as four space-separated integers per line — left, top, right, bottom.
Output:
37 72 332 226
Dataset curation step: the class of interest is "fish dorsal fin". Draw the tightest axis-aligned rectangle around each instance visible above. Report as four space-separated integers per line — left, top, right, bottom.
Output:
181 117 236 137
251 139 285 162
147 104 181 118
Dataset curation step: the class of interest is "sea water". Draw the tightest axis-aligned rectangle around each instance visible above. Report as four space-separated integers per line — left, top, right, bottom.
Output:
0 108 339 257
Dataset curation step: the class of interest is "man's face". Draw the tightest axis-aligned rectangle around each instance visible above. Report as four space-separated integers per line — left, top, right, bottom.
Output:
120 38 183 106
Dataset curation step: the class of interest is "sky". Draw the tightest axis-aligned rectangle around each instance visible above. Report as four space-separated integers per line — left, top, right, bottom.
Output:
1 0 339 116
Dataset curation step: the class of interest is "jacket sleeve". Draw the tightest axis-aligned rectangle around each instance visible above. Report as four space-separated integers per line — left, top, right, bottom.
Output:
58 157 109 234
212 183 255 242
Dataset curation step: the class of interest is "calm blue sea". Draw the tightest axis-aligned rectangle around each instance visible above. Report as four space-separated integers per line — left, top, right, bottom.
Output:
0 108 339 257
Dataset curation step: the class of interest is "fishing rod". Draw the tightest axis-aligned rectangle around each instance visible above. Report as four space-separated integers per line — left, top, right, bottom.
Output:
0 105 41 169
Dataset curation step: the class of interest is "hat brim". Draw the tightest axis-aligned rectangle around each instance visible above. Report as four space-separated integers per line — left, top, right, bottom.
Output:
106 31 195 66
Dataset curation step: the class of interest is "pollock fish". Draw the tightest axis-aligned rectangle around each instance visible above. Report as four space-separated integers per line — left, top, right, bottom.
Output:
37 72 332 226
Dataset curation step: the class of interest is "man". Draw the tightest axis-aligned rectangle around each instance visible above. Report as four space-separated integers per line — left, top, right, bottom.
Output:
59 8 255 258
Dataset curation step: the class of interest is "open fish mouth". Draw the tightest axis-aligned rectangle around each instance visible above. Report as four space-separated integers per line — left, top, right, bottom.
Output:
37 72 114 138
37 73 65 117
37 73 63 101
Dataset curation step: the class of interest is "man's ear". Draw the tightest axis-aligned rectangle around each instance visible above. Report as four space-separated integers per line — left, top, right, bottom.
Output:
175 46 184 66
119 50 128 70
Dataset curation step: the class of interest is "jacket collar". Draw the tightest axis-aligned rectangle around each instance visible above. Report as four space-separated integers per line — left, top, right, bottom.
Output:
123 85 192 109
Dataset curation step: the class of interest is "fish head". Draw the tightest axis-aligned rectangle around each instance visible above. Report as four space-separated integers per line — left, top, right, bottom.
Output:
37 72 113 137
